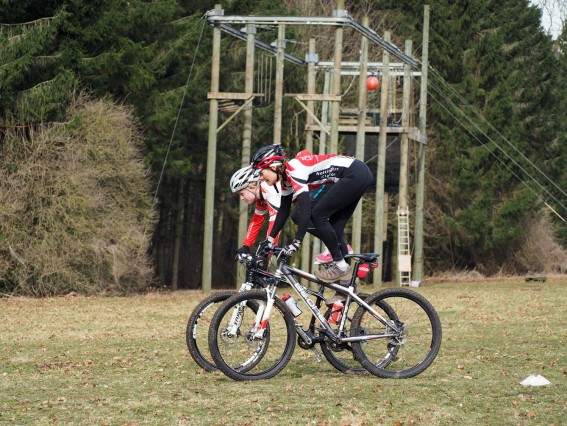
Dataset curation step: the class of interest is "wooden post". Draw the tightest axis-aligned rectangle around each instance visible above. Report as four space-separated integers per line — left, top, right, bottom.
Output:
329 0 344 154
304 39 316 153
413 5 430 282
302 38 317 286
202 4 223 292
311 69 331 266
318 70 331 155
242 24 255 164
399 40 412 210
352 15 369 254
235 23 256 287
273 24 285 145
373 31 390 287
397 39 412 286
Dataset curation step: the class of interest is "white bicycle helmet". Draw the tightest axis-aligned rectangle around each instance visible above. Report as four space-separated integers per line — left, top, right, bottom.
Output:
230 165 259 193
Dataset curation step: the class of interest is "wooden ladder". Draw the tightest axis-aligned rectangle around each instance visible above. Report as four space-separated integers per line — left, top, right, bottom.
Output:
397 207 411 286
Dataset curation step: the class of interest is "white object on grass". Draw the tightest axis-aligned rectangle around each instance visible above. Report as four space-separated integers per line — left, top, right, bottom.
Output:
520 374 551 386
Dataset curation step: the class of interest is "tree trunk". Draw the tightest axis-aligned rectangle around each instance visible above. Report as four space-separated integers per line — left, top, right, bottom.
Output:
170 178 184 290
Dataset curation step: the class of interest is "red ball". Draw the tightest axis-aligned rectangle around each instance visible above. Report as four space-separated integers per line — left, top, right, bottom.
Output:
366 76 379 91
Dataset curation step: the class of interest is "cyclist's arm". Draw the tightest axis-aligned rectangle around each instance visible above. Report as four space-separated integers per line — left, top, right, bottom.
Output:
265 220 279 246
268 193 292 240
290 191 311 242
242 201 267 247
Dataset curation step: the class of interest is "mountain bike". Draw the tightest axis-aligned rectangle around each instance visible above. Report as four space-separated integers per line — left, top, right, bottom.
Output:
186 251 374 374
208 247 442 381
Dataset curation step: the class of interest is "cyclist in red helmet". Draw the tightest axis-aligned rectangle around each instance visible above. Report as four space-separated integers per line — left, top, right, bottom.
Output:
252 145 373 283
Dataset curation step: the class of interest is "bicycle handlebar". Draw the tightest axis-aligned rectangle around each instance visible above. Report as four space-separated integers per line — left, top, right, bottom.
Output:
237 246 380 269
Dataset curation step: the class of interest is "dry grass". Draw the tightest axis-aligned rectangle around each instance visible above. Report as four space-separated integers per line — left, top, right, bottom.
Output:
1 279 566 425
506 214 567 274
0 94 156 296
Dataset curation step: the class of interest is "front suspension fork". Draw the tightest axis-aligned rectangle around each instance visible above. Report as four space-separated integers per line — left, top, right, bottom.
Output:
250 286 277 339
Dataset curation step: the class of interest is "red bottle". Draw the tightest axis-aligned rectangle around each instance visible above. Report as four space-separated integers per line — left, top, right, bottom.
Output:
329 301 344 325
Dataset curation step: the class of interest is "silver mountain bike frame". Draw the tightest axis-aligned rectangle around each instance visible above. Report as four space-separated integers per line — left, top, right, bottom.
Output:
247 254 402 344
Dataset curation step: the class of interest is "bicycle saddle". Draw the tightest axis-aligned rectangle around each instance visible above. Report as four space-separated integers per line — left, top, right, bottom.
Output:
344 253 380 263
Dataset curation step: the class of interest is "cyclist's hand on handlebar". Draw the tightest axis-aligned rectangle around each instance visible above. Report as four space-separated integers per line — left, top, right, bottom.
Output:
234 244 250 261
282 239 301 256
257 238 274 255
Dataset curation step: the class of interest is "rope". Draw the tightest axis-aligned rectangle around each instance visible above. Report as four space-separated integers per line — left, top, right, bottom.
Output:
153 16 206 203
429 67 566 201
423 69 566 221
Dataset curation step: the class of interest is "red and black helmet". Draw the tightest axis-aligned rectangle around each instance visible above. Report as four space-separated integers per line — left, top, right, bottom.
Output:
251 144 286 170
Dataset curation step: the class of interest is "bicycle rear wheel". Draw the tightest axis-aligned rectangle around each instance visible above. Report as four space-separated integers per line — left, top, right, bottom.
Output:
209 290 296 381
319 293 371 374
186 291 237 371
351 288 442 379
320 294 399 373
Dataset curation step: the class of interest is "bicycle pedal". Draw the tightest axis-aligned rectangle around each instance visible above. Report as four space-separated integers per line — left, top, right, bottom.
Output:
311 347 323 363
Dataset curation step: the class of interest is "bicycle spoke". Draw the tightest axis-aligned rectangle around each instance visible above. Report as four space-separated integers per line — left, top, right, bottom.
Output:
209 290 296 380
186 291 236 372
351 288 442 378
319 296 372 374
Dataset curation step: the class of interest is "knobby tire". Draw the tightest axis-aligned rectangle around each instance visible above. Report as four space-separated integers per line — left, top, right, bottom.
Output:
351 288 442 378
208 290 296 381
186 291 236 371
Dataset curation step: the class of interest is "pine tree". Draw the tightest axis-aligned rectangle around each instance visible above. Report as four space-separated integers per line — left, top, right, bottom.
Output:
548 25 567 244
0 10 73 125
440 0 561 271
376 0 565 272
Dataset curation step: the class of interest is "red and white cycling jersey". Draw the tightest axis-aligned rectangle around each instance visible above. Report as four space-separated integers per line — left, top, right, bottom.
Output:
283 151 355 196
242 181 283 247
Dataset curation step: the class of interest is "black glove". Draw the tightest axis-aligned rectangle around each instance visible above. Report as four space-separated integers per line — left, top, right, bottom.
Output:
257 238 274 255
282 240 301 257
234 245 250 260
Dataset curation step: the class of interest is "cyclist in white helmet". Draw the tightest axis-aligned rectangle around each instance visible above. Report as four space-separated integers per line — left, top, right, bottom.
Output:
230 158 335 259
230 165 283 258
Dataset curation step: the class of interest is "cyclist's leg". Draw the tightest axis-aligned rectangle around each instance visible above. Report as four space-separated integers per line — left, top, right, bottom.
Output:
311 161 373 261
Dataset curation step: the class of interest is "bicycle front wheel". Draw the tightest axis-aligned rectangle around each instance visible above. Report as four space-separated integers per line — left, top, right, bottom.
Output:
208 290 296 381
351 288 442 379
186 291 237 372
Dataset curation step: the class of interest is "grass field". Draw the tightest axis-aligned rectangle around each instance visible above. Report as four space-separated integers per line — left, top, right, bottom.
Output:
1 278 566 425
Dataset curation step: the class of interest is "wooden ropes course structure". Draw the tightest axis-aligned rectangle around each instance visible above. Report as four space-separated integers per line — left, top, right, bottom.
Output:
201 2 431 291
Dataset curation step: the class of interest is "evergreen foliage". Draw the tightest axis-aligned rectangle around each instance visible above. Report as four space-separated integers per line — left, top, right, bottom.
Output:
549 26 567 245
376 0 565 273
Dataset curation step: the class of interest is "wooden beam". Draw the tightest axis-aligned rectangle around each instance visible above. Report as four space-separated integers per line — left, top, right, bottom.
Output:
284 93 341 102
413 5 431 282
305 124 419 134
207 92 263 100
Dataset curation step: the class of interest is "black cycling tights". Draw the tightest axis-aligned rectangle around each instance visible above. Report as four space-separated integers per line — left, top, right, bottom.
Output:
310 159 374 262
